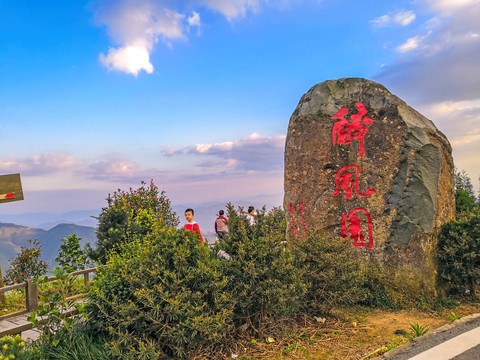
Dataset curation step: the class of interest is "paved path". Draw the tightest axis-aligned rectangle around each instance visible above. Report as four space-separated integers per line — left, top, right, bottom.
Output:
375 314 480 360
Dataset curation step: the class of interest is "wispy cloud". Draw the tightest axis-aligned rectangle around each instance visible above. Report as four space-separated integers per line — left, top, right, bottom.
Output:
376 1 480 104
195 0 264 20
80 154 142 181
371 10 416 27
425 0 480 15
93 0 265 76
0 153 83 176
395 35 422 52
167 132 286 172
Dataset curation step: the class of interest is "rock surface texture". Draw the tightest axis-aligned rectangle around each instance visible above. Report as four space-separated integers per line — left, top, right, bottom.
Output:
284 78 455 294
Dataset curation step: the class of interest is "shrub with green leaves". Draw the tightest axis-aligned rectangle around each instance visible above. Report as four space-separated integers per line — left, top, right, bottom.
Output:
0 334 37 360
89 180 179 264
292 229 369 314
4 239 49 285
217 204 302 334
438 211 480 299
87 225 233 359
28 267 87 347
454 169 479 215
55 234 89 272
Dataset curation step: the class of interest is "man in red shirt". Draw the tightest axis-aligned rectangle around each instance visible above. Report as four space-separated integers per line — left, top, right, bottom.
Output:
183 208 203 242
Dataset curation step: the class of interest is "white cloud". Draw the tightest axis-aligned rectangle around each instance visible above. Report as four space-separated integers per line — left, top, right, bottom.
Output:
100 44 154 75
394 10 416 26
167 132 286 171
94 0 185 76
195 0 264 20
371 10 416 27
81 155 141 181
376 1 480 103
0 153 83 176
93 0 267 75
426 0 480 15
371 14 390 26
396 35 421 52
188 11 201 27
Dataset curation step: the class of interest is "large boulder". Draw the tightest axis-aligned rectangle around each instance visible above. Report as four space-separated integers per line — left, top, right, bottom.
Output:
284 78 455 295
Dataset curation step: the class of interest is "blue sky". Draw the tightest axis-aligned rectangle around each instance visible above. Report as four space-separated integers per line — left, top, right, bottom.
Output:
0 0 479 216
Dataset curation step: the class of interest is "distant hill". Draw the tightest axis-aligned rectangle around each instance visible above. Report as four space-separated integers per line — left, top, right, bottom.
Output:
0 222 97 273
0 210 100 229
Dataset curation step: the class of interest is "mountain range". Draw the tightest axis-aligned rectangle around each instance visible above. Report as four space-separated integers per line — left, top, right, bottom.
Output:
0 222 97 273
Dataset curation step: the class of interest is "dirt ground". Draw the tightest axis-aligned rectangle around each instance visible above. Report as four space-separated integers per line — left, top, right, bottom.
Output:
231 302 480 360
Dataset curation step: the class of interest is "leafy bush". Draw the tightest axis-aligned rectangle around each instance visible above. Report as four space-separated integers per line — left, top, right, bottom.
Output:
405 323 429 340
55 234 89 272
26 332 111 360
437 212 480 299
0 334 37 359
292 229 369 314
87 225 233 359
28 267 87 347
454 169 479 215
217 204 302 334
4 239 49 285
89 180 179 264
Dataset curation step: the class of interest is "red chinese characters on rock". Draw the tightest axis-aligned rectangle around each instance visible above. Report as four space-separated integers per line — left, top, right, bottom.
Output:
332 165 374 199
331 102 374 158
289 203 307 240
341 208 373 249
330 102 376 249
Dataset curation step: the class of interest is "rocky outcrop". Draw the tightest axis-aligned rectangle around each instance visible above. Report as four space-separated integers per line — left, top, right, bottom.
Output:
284 78 455 294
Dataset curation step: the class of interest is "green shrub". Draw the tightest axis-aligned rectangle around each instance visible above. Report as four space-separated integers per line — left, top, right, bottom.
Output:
25 331 111 360
454 169 479 215
87 226 233 359
0 334 37 359
437 212 480 299
28 267 87 347
217 204 302 334
4 239 49 285
55 234 89 272
89 180 179 264
292 229 369 314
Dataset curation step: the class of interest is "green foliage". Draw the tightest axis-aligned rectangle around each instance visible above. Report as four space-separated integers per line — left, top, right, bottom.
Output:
406 322 429 340
217 204 302 334
292 229 368 314
4 240 49 285
89 180 179 264
28 267 87 347
437 213 480 299
0 335 28 360
454 169 479 215
448 312 462 322
55 234 88 272
25 331 111 360
87 226 233 359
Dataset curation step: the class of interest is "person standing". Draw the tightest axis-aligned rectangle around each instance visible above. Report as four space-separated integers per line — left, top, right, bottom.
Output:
215 210 228 239
183 208 203 242
245 206 256 226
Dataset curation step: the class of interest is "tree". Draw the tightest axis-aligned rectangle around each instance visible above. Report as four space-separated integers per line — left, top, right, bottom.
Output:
89 180 179 264
454 169 478 214
4 239 49 285
55 234 88 272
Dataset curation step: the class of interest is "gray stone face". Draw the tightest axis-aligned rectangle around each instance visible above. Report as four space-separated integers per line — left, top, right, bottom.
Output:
284 78 455 293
